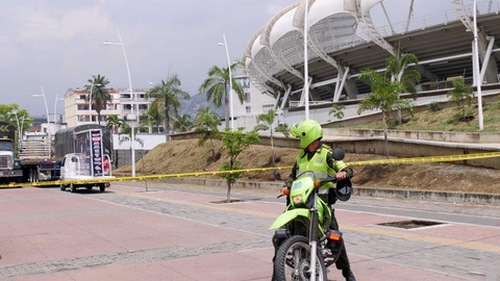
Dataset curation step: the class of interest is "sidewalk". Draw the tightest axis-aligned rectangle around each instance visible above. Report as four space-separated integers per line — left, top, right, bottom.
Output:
1 185 499 280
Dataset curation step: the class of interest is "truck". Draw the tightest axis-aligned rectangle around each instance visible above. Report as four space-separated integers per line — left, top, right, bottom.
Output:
0 122 113 187
0 122 24 183
56 125 114 192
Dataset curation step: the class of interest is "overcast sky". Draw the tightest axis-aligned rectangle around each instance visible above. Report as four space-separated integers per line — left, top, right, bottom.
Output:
0 0 465 118
0 0 298 117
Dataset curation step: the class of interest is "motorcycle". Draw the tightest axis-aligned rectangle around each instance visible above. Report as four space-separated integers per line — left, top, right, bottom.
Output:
270 149 353 281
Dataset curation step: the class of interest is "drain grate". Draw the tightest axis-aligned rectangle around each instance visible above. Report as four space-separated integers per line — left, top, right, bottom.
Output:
378 220 443 229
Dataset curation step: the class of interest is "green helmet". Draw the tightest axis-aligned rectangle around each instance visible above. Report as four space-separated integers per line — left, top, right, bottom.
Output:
290 119 323 149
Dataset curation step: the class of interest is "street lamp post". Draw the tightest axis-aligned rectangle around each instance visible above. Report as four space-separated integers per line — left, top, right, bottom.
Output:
304 0 310 120
33 87 52 155
53 93 65 125
103 29 136 177
11 109 22 147
33 86 50 124
218 33 234 130
472 0 484 130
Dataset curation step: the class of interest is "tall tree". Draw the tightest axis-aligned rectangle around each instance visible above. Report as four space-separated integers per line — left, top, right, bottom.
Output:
148 74 190 141
172 113 193 132
199 61 245 129
386 52 421 124
219 128 260 203
447 77 474 122
85 74 111 125
358 69 410 158
194 106 222 161
254 109 278 166
141 101 165 133
105 114 125 134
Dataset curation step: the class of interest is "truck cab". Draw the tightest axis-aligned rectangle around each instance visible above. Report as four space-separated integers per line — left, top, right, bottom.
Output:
0 123 23 183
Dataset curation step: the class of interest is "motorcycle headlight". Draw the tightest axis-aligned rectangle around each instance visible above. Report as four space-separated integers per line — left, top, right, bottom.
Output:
292 195 303 205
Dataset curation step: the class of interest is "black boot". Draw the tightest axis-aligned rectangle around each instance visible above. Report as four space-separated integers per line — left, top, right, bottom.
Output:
343 269 356 281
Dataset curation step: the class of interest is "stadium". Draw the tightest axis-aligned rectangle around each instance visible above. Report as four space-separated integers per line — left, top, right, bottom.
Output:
243 0 500 126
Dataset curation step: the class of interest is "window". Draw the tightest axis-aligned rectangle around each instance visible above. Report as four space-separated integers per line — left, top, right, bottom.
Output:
245 106 251 113
78 104 89 110
262 104 274 112
245 92 251 103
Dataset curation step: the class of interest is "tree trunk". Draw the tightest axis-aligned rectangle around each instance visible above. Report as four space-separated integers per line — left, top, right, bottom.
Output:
165 108 170 142
382 112 390 159
270 129 275 166
226 180 232 203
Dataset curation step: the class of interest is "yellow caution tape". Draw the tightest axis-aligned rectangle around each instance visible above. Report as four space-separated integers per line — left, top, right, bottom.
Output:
1 151 499 189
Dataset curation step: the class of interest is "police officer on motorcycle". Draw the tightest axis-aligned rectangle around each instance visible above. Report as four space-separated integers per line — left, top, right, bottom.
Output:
283 119 356 281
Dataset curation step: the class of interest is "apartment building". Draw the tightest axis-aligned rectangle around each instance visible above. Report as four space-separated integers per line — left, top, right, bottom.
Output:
63 88 152 128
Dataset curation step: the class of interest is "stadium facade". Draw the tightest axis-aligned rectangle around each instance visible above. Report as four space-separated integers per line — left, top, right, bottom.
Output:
243 0 500 126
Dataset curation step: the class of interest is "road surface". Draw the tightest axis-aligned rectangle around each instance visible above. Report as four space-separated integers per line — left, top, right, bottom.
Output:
0 182 498 281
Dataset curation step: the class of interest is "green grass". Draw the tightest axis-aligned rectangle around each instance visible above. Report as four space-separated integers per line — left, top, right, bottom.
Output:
351 100 500 132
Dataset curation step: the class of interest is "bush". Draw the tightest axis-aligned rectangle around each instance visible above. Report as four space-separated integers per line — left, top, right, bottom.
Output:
429 101 441 112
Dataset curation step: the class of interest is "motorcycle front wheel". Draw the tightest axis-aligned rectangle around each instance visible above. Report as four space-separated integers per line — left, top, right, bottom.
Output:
274 235 327 281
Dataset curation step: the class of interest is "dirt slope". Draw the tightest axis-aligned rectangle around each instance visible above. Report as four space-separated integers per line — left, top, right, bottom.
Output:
116 139 500 194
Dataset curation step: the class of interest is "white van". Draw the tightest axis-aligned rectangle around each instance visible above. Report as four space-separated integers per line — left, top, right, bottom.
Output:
59 153 113 192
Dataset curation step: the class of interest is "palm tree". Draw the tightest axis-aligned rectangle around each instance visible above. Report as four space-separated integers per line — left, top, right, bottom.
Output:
358 69 410 158
105 115 125 134
199 61 245 129
148 74 190 141
85 74 111 125
141 101 165 133
254 109 278 166
386 52 421 124
172 113 193 132
447 77 474 122
194 106 222 161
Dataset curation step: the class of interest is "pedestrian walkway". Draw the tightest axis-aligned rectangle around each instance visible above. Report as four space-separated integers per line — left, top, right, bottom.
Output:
0 184 498 280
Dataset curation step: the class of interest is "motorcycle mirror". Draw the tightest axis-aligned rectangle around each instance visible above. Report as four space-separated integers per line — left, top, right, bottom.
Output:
332 148 345 160
273 170 282 180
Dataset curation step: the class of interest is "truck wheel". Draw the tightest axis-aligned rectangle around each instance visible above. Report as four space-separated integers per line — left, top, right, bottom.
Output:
70 184 76 193
99 184 106 192
86 186 93 191
60 184 66 191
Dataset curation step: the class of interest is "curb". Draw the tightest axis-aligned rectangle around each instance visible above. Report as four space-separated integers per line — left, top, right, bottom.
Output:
161 177 499 205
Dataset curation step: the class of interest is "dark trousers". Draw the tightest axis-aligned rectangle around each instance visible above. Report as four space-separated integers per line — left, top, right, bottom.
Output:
328 208 351 273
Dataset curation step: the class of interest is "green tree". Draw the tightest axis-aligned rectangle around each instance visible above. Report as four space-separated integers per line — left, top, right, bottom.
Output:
447 77 474 122
199 61 245 129
148 74 190 141
172 113 193 132
194 106 222 161
329 103 346 120
386 52 421 124
0 104 32 144
85 74 111 125
141 101 165 133
105 114 125 134
219 128 260 203
254 109 279 166
358 69 410 158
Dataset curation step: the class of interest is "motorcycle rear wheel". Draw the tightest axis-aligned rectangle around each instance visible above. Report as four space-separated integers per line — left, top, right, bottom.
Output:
274 235 327 281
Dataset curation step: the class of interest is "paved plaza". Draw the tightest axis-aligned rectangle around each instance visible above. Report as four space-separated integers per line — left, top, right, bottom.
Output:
0 183 499 280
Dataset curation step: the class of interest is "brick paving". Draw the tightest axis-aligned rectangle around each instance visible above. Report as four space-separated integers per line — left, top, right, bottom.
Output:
0 184 498 281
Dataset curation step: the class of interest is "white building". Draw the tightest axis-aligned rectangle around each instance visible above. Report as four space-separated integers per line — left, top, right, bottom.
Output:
63 88 152 128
